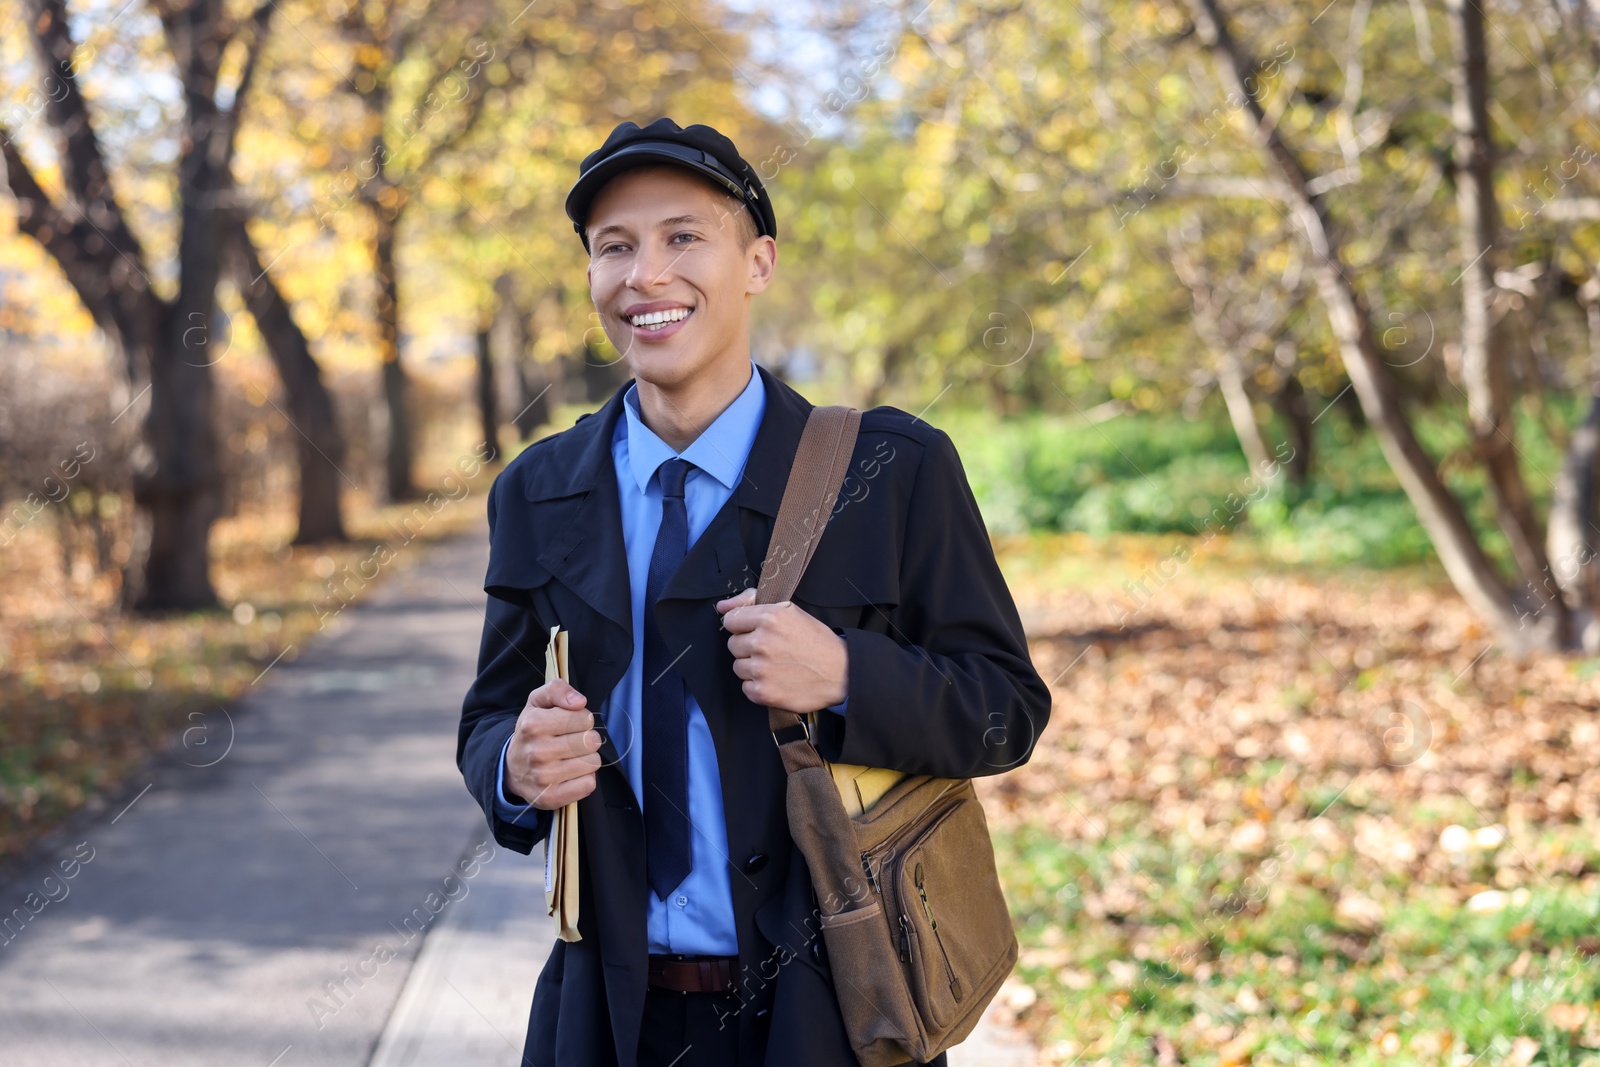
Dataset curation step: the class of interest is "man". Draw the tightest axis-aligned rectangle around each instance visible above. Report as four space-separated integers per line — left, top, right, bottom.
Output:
457 118 1051 1067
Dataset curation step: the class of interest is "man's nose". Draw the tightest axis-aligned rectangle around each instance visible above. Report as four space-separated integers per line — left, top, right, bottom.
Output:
626 239 678 291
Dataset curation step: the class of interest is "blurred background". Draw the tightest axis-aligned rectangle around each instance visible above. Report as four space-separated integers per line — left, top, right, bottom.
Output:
3 0 1600 1063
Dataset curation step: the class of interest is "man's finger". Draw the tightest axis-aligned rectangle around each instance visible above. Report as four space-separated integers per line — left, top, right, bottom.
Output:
720 602 778 634
528 679 587 711
714 587 758 613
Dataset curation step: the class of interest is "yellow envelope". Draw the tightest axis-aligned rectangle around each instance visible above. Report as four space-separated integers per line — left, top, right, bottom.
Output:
806 712 904 816
542 626 582 942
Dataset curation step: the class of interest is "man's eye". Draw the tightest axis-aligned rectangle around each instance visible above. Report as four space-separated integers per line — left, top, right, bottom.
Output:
600 243 625 255
671 233 699 244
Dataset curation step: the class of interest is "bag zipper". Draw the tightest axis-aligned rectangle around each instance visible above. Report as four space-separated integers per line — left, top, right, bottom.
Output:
915 860 965 1003
857 788 964 898
861 852 881 895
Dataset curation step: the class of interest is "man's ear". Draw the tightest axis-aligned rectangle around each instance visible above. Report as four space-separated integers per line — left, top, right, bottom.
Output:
747 236 777 295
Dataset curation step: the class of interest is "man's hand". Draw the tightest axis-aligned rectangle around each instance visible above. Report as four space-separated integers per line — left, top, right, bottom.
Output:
715 587 848 713
506 679 602 810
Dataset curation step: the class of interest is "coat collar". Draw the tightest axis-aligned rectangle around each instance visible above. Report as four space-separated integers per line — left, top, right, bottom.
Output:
490 360 815 642
517 360 810 519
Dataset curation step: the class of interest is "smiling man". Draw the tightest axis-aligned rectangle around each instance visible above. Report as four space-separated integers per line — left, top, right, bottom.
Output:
457 118 1050 1067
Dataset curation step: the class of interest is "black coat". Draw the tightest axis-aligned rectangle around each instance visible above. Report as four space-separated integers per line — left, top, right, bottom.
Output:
457 363 1051 1067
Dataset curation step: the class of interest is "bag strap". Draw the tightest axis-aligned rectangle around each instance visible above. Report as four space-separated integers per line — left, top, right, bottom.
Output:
755 405 861 773
754 405 861 606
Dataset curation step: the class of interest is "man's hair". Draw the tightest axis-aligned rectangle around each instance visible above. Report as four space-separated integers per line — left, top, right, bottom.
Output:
589 163 761 251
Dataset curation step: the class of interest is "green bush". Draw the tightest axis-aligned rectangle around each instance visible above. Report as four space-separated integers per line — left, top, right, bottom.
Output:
1067 453 1255 536
942 409 1249 535
938 398 1571 571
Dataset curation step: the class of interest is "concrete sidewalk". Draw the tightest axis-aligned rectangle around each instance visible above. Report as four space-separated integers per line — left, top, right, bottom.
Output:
0 530 501 1066
0 523 1036 1066
369 831 1038 1067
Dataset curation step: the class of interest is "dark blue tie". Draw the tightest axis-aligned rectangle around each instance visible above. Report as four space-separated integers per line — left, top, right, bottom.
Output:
643 457 693 900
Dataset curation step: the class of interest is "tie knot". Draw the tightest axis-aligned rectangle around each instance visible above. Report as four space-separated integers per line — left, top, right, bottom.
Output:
658 457 691 500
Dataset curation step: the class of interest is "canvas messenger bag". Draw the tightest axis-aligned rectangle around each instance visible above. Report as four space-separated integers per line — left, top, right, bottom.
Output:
753 404 1020 1067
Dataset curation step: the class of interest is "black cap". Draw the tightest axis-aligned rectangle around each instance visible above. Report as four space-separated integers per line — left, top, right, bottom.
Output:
565 118 775 252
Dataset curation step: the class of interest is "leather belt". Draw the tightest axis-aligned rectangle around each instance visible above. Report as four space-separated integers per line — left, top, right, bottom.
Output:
646 953 738 994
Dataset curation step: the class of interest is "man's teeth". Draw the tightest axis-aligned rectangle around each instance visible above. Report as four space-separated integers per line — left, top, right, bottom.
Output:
629 308 691 330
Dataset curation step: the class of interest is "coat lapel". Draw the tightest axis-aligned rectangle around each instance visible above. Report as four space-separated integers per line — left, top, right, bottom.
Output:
654 362 812 751
524 389 634 642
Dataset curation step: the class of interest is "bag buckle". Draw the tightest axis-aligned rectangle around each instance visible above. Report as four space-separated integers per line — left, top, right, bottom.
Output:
770 712 813 749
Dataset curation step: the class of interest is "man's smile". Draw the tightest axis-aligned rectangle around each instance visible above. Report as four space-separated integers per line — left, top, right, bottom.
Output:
622 301 696 340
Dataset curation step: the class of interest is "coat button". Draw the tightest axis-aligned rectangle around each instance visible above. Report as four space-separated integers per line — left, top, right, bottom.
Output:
811 938 822 962
742 851 768 874
755 1007 772 1027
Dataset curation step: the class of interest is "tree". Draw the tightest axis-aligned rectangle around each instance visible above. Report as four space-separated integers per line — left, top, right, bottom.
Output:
328 0 510 502
1444 0 1568 643
1168 212 1306 485
1175 0 1593 649
1 0 275 611
226 216 350 543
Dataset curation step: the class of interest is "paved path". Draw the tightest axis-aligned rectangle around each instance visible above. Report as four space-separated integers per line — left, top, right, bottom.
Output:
0 523 1037 1066
368 831 1037 1067
0 532 496 1066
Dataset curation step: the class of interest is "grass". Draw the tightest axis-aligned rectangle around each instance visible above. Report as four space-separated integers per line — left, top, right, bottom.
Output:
980 532 1600 1066
994 826 1600 1065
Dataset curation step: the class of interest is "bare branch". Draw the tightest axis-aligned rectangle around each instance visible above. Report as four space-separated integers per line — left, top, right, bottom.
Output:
24 0 150 277
219 0 276 159
0 127 143 370
1542 197 1600 221
1336 0 1373 170
1406 0 1436 64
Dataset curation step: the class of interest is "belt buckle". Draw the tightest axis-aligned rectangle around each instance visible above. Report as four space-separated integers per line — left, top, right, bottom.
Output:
770 712 813 750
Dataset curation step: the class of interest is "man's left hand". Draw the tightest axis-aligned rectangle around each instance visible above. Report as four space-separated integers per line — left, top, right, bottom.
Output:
715 587 848 713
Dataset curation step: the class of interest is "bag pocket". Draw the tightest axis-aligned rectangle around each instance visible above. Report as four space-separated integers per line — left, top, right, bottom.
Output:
818 899 922 1063
890 794 1019 1036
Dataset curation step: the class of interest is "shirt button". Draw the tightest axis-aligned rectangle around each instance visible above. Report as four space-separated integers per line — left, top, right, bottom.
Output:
675 895 687 907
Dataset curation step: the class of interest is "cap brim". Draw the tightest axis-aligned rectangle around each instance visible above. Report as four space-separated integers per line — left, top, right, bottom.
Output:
565 141 750 237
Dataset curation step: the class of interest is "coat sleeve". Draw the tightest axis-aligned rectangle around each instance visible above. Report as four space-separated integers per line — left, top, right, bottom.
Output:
810 427 1051 779
457 474 555 855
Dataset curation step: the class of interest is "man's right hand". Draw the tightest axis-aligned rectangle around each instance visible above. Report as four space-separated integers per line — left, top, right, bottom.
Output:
505 679 602 810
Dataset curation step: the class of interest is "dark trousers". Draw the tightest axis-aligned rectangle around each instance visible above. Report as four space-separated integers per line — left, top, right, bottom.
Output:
635 984 743 1067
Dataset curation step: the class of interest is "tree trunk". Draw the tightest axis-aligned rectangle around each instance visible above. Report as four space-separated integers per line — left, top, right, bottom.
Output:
1547 285 1600 642
1217 348 1275 479
581 344 629 401
1166 219 1285 483
1187 0 1541 647
492 273 547 440
227 218 349 544
1446 0 1569 641
373 202 418 502
475 320 500 463
1270 370 1313 486
514 353 556 439
1335 377 1366 429
129 1 235 614
869 342 912 409
130 292 222 613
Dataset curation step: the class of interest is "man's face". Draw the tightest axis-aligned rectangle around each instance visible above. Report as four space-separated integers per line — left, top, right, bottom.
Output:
585 166 775 391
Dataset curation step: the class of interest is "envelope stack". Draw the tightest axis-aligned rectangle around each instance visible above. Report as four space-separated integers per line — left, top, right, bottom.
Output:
543 625 582 942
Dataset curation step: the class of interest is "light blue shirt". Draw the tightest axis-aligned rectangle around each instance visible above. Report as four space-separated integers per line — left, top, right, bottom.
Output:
494 360 845 954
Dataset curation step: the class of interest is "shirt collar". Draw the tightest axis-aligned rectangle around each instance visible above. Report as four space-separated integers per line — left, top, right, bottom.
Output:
620 360 766 493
